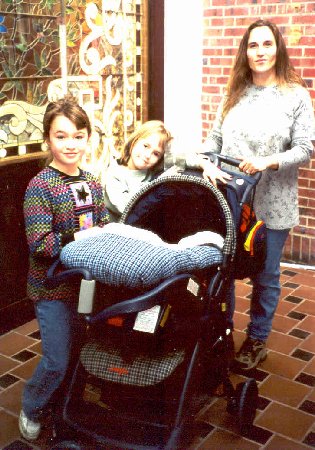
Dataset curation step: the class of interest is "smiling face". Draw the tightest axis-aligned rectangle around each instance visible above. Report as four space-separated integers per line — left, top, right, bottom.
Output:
127 132 164 170
247 25 277 85
47 115 90 175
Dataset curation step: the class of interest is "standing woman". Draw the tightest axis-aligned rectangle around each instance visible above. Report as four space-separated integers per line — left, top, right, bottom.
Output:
203 19 314 370
19 96 109 440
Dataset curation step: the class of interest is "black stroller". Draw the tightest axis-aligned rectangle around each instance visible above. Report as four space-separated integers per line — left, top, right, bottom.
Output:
47 155 262 449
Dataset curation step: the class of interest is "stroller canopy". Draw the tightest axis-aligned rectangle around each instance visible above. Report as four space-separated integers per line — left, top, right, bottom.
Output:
121 173 236 259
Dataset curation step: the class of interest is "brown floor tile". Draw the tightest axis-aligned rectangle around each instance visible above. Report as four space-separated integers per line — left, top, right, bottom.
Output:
10 355 41 381
274 298 296 315
0 332 37 357
0 355 20 376
265 434 312 450
235 296 251 313
304 358 315 376
280 268 296 279
280 286 296 300
292 267 315 278
267 331 301 355
299 315 315 333
259 351 308 379
14 319 39 337
256 402 314 441
233 311 249 332
0 380 24 415
235 281 252 298
28 341 42 355
294 285 315 301
307 388 315 402
295 300 315 316
259 374 311 407
271 314 297 334
197 428 260 450
0 410 20 448
299 334 315 354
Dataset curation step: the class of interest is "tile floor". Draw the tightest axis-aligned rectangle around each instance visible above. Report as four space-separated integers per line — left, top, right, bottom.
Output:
0 265 314 449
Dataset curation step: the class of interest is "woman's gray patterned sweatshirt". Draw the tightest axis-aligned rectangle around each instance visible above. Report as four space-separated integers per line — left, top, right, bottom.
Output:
204 84 314 229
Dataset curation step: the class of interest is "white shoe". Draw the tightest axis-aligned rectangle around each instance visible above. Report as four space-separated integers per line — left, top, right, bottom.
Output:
19 409 41 441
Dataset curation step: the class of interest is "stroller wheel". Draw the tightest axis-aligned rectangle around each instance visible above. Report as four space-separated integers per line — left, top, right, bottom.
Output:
235 378 258 433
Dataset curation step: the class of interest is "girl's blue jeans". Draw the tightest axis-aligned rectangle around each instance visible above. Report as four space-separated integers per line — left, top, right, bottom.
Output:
22 299 83 421
227 227 290 342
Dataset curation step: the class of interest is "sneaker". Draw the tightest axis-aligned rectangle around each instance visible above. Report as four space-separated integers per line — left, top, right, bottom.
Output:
234 336 267 370
19 410 41 441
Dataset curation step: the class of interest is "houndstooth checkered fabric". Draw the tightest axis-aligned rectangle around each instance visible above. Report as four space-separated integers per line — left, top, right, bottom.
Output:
80 341 185 386
121 174 236 258
60 233 223 288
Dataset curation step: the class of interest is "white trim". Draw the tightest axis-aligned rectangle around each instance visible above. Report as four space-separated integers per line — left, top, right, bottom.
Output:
164 0 203 154
281 262 315 271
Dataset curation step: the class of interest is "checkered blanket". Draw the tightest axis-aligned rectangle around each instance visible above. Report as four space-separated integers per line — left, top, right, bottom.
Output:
60 231 222 289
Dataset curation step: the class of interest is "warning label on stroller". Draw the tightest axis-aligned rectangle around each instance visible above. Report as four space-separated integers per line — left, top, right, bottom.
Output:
133 305 161 333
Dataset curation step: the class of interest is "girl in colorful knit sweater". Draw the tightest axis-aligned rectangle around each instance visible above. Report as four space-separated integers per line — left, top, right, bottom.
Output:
19 96 109 441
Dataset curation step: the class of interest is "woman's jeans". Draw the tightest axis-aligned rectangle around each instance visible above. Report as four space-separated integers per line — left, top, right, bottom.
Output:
227 227 290 342
22 300 83 421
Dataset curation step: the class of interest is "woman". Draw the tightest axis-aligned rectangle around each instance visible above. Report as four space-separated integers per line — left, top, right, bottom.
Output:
203 19 314 370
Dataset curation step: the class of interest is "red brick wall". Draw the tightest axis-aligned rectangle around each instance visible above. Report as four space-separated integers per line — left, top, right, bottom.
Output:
202 0 315 265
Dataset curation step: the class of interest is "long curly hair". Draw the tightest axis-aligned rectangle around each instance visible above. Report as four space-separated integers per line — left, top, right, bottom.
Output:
222 19 306 119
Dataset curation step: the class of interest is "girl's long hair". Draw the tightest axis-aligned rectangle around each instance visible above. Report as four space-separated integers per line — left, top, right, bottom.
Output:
223 19 306 119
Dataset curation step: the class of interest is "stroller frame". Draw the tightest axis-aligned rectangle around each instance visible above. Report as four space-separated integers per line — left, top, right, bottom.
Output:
48 162 259 450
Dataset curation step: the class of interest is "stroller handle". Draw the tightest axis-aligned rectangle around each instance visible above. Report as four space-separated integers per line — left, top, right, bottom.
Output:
85 274 195 324
203 152 262 183
45 258 94 289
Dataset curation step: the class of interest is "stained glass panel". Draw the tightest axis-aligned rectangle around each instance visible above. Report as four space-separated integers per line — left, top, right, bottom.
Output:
0 0 146 174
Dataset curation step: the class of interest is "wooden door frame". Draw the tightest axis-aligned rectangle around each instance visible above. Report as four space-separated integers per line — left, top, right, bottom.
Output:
147 0 164 121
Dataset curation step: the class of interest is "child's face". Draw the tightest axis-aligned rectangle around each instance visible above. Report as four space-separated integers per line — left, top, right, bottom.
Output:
128 133 164 170
47 115 90 174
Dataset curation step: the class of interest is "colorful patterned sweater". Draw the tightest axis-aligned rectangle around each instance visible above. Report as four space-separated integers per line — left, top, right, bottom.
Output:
23 166 109 302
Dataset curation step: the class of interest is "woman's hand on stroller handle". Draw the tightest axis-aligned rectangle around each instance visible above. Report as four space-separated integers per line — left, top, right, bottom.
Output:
197 154 232 187
205 152 241 168
200 152 263 183
239 155 279 174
